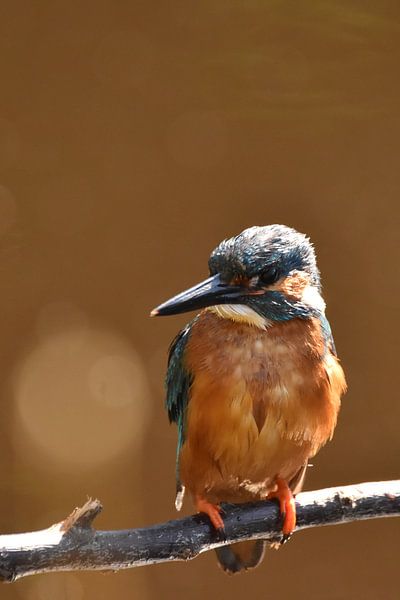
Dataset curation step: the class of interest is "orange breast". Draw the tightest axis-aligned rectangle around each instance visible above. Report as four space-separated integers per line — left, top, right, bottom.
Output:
179 311 346 504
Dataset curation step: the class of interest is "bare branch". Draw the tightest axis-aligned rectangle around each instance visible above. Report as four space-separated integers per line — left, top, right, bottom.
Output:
0 480 399 582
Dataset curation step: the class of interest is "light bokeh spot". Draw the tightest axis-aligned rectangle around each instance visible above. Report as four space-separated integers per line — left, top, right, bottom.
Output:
13 322 151 468
88 355 147 408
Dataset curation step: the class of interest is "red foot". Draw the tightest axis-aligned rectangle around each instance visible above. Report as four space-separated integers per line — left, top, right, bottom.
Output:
267 477 296 537
195 496 224 530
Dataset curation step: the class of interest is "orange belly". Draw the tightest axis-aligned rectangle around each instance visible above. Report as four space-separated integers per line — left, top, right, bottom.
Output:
179 312 346 504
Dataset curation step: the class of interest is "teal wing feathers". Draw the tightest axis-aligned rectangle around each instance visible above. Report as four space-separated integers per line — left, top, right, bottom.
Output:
166 322 193 425
320 314 337 356
165 321 194 505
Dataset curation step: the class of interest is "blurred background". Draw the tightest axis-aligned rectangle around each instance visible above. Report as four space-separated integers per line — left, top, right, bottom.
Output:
0 2 399 599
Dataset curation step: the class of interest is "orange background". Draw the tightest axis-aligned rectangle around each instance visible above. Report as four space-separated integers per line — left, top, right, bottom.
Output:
0 3 399 599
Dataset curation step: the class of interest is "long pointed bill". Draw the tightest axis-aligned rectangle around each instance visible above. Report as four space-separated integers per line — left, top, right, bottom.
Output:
151 274 252 317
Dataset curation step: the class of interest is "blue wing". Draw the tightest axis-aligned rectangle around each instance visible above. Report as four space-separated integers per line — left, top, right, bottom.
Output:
320 314 337 356
165 321 194 504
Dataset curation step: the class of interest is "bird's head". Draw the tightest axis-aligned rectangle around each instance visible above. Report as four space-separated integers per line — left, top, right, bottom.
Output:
151 225 325 328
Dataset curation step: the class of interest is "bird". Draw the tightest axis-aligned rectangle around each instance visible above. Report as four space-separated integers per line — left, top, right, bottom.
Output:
151 225 346 574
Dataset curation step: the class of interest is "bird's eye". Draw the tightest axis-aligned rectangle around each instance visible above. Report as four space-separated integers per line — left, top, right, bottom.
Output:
259 266 279 286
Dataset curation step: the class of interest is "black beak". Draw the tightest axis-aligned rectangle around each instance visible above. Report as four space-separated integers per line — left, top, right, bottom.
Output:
151 274 255 317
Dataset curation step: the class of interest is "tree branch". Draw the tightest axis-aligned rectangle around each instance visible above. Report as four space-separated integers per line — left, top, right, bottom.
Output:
0 480 399 582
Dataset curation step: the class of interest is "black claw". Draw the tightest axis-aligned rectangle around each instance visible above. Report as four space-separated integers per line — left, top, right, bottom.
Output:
215 526 226 541
281 532 292 545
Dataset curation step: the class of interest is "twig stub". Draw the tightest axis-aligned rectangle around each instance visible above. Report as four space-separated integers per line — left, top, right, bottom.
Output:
61 499 103 532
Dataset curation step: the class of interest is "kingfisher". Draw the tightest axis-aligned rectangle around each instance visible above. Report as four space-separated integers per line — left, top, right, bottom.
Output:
151 225 346 574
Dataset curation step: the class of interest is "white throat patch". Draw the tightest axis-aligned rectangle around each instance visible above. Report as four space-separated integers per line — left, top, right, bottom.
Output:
209 304 269 329
301 285 326 312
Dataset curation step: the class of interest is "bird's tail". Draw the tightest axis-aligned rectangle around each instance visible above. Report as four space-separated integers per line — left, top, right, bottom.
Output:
214 464 308 574
215 540 266 574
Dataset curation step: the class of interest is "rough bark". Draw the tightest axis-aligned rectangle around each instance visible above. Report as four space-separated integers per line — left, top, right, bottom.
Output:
0 480 399 582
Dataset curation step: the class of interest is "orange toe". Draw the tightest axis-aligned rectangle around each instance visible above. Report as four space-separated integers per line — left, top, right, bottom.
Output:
267 477 296 537
195 496 224 530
